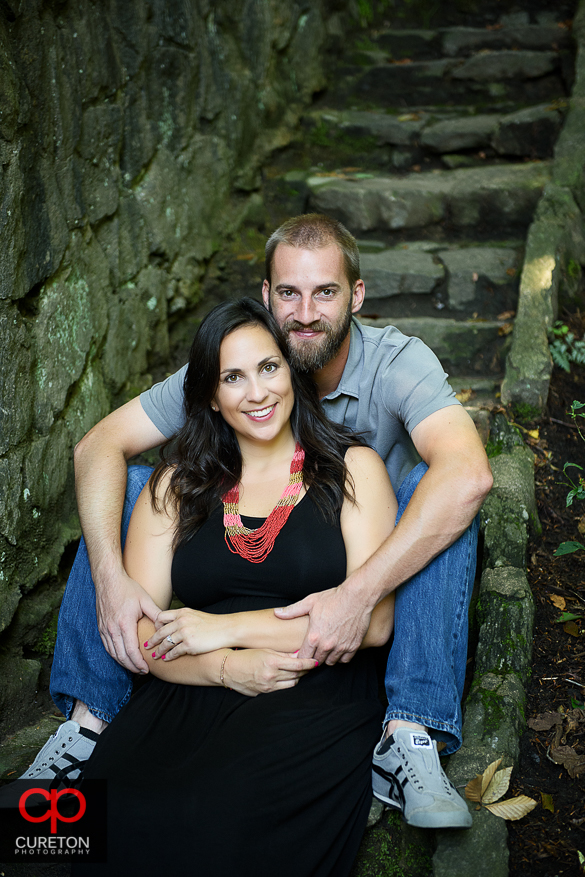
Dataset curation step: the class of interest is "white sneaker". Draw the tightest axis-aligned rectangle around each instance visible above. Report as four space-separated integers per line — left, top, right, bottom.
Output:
19 720 98 786
372 729 472 829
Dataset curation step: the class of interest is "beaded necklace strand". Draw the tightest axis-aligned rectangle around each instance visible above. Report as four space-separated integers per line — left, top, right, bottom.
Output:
222 442 305 563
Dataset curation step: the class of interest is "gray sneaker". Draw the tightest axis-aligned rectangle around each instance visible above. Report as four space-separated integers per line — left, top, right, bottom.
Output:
19 720 99 786
372 729 472 829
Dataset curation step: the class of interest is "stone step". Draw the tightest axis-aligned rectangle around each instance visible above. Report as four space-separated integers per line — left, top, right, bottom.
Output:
362 23 572 62
305 102 565 164
338 51 567 109
307 161 551 235
357 315 508 376
357 239 522 318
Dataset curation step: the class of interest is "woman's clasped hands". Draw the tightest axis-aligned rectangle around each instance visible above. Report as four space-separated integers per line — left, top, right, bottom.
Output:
143 606 318 696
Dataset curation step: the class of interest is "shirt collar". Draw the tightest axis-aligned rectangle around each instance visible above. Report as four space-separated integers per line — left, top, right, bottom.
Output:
321 318 364 401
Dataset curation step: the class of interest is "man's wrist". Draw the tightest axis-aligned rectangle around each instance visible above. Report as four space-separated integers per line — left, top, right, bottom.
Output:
339 568 387 612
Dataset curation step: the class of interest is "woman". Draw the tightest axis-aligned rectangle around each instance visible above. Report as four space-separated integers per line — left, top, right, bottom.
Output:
75 298 397 877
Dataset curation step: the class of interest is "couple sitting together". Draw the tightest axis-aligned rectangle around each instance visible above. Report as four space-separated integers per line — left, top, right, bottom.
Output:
22 214 492 876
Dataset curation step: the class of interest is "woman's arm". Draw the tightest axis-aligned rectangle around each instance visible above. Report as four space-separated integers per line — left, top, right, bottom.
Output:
340 445 397 647
147 446 397 660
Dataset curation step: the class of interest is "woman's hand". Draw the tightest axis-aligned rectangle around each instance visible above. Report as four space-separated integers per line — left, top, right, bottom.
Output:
146 607 236 658
222 649 318 697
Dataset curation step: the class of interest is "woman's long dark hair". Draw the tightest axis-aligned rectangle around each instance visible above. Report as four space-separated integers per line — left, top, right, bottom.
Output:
150 298 362 549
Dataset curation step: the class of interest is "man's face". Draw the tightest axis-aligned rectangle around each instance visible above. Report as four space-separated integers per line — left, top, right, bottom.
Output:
261 243 364 373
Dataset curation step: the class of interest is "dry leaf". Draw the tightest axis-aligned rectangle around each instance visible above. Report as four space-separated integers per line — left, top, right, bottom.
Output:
506 267 517 277
550 594 566 610
483 766 513 804
484 796 537 820
527 429 540 440
579 514 585 536
481 758 502 796
550 745 585 778
528 711 563 731
497 310 516 320
465 775 483 802
541 792 554 812
455 388 474 403
564 621 582 637
498 322 514 336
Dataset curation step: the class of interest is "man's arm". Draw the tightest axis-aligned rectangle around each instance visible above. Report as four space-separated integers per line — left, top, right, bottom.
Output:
73 396 168 673
276 406 493 664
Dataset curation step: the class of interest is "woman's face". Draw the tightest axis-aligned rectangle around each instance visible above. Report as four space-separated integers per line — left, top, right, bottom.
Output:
212 324 295 446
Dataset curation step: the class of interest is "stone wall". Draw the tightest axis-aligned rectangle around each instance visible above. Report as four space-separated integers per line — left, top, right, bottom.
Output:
0 0 347 719
502 0 585 412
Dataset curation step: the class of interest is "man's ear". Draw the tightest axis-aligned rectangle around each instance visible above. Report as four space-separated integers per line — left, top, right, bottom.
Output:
351 279 365 314
262 279 270 309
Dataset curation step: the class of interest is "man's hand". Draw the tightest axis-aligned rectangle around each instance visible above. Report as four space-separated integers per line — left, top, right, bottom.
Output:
95 571 161 674
274 584 373 665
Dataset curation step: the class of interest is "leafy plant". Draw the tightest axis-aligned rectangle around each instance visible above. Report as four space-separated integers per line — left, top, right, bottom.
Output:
548 322 585 372
554 401 585 557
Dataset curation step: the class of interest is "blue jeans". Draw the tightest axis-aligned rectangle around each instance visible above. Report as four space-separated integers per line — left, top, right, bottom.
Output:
51 463 479 752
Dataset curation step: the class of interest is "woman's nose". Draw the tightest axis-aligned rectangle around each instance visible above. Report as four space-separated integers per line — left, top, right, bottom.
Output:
246 375 269 402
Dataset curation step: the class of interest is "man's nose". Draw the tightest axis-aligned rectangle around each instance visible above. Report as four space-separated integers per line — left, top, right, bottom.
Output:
296 294 318 325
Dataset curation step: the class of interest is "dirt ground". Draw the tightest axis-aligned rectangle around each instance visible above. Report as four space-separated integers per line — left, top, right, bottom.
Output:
507 311 585 877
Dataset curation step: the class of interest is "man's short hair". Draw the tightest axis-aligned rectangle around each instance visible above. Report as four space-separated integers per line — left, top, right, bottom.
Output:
265 214 361 289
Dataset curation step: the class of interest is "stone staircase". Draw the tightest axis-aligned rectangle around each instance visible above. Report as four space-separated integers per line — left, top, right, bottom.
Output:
261 8 574 423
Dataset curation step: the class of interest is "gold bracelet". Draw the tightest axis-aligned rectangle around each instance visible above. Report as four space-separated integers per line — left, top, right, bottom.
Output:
220 651 230 689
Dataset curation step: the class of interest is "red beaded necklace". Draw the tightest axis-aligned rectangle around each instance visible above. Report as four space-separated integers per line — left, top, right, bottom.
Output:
222 443 305 563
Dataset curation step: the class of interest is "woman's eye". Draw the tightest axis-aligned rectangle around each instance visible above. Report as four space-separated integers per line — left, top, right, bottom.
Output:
263 363 277 374
225 374 240 383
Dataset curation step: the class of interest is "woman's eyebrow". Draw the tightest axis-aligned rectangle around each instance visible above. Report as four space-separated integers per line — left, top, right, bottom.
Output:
219 355 281 376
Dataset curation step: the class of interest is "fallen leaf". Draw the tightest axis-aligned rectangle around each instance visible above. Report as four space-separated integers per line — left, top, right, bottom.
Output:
497 310 516 320
455 388 474 403
498 322 514 336
564 621 582 637
578 515 585 536
483 766 513 804
398 113 420 122
555 612 582 623
550 594 566 610
481 758 502 796
541 792 554 812
527 711 563 731
527 429 540 440
550 744 585 778
484 796 537 820
236 253 256 261
465 774 483 802
506 267 517 277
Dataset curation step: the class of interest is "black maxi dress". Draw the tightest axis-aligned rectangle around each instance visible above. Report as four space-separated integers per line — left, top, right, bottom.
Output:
75 493 383 877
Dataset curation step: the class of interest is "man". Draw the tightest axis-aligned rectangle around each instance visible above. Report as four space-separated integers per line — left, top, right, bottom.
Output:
25 215 492 829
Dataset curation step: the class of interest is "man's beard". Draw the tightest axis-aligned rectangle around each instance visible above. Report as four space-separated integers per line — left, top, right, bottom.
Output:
279 298 353 373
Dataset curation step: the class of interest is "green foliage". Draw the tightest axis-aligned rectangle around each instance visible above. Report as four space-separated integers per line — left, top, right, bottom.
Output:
485 438 504 458
554 401 585 558
511 402 541 423
566 258 582 280
548 322 585 372
308 120 333 148
34 612 59 658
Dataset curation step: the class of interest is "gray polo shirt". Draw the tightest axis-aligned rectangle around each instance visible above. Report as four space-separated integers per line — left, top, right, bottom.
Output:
140 319 459 492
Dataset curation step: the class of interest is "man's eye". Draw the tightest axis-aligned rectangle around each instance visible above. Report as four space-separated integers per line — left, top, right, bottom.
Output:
319 288 335 297
281 289 296 298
